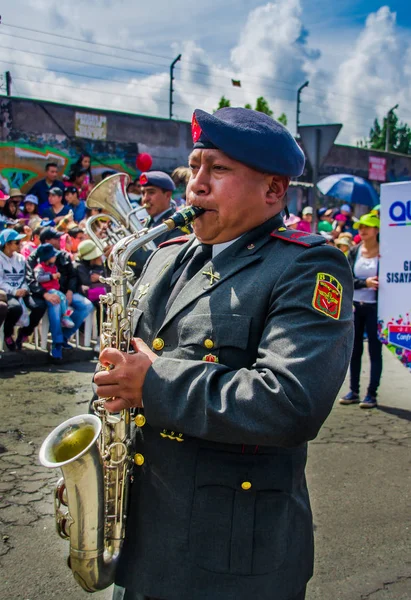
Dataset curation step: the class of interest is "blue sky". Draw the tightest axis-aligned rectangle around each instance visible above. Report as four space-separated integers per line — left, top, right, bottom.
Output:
1 1 410 144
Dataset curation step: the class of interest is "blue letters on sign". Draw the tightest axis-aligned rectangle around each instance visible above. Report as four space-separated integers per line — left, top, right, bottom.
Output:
389 331 411 350
389 200 411 223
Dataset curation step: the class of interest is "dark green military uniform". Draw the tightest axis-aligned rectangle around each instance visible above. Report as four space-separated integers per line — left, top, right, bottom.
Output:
114 213 354 600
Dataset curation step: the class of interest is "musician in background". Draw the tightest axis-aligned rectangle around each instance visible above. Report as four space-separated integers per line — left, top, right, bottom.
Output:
95 107 354 600
127 171 184 278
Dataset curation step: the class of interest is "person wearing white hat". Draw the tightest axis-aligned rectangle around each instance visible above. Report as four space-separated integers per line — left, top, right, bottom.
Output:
298 206 313 233
74 239 107 352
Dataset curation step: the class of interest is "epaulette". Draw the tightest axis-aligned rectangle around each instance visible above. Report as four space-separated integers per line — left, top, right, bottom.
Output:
158 236 190 248
270 227 326 248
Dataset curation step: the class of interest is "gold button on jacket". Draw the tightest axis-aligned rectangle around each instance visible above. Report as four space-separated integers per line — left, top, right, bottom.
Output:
134 453 145 466
134 414 146 427
241 481 252 491
152 338 165 351
204 338 214 349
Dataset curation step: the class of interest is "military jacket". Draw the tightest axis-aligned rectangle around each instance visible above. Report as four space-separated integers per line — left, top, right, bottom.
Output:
116 214 354 600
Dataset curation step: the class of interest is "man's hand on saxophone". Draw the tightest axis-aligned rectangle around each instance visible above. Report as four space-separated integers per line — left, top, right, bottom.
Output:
94 337 158 412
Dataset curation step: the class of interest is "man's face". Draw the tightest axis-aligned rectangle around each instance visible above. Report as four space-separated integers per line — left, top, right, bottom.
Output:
49 193 61 206
65 192 79 205
187 149 287 244
323 211 333 223
46 167 58 182
142 186 171 218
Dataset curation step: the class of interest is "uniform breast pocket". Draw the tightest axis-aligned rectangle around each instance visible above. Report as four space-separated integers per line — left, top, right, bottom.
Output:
189 449 292 575
179 313 251 366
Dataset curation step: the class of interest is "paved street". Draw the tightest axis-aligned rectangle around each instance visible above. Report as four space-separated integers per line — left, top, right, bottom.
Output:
1 348 410 600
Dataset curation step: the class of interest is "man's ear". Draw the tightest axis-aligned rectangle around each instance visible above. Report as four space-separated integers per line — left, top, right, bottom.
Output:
266 175 290 205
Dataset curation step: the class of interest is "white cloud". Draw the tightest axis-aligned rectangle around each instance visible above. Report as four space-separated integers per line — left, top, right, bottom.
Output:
325 6 411 144
1 1 411 146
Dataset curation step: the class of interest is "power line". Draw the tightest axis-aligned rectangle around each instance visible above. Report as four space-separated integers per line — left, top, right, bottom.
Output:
0 43 161 79
1 22 172 62
3 24 409 121
0 31 170 71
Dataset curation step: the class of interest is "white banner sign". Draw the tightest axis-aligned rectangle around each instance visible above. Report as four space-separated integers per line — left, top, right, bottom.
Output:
75 112 107 140
379 181 411 373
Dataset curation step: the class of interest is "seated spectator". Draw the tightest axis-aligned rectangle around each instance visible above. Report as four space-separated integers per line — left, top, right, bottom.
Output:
66 167 88 200
284 213 301 230
74 239 108 348
27 226 94 358
70 153 94 196
34 243 75 329
317 207 334 234
2 194 24 221
21 194 42 229
8 188 26 214
67 223 86 254
64 185 87 222
42 188 71 224
335 236 353 255
0 228 40 351
20 226 42 259
28 162 65 214
298 206 313 233
338 203 358 235
0 190 9 215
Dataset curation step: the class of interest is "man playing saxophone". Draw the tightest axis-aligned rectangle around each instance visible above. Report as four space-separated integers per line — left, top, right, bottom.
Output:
94 107 354 600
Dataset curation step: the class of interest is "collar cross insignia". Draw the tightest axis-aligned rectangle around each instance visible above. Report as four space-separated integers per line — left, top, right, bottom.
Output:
202 266 221 286
137 283 150 299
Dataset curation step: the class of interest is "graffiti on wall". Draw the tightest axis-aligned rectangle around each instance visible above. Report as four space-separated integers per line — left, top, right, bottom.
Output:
0 139 138 194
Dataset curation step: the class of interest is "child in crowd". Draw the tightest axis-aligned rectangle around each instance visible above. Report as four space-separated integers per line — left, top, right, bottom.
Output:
21 195 42 229
34 243 75 329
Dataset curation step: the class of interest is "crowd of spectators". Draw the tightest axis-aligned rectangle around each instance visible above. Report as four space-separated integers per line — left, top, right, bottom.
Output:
1 156 381 389
0 158 106 360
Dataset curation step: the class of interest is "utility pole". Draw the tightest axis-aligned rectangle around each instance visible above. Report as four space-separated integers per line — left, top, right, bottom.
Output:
169 54 181 120
296 80 309 134
385 103 399 152
6 71 12 96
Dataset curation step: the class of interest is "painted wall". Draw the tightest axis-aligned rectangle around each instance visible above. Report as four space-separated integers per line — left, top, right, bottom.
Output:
0 97 192 193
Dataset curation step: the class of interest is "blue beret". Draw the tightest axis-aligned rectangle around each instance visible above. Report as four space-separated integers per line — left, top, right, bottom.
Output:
37 243 58 263
192 107 305 177
139 171 175 192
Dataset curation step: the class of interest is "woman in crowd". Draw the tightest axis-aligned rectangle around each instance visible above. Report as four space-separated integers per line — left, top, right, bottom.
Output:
2 194 24 221
0 190 9 215
21 195 42 229
339 212 382 408
66 166 89 200
74 239 107 352
284 213 301 230
0 228 32 351
298 206 313 233
70 153 93 189
20 226 42 259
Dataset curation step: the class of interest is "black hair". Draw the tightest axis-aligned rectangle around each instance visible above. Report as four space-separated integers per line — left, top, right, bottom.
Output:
45 162 58 171
68 166 88 183
101 170 116 180
13 223 25 234
33 226 42 237
2 201 20 219
70 153 93 183
22 200 39 216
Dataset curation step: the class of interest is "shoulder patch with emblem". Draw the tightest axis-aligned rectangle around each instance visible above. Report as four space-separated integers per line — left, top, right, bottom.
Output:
270 228 326 247
312 272 343 320
158 236 190 248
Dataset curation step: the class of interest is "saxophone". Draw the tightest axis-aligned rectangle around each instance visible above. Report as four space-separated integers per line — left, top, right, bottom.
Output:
39 205 204 592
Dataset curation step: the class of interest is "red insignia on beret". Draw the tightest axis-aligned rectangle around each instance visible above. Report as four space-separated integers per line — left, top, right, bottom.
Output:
191 113 202 143
139 173 148 185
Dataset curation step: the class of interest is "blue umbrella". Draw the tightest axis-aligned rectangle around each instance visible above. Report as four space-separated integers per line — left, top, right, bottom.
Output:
317 174 379 207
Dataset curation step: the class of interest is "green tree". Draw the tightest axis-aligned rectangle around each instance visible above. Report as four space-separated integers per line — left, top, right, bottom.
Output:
244 103 252 109
254 96 273 116
278 112 288 126
361 110 411 154
213 96 231 113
